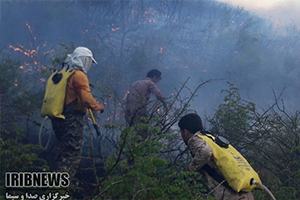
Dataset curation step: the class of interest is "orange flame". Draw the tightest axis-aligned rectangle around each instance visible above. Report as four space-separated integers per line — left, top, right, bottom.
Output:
111 27 120 31
122 90 130 101
26 23 36 40
106 116 113 121
160 47 166 53
9 44 37 58
9 22 55 79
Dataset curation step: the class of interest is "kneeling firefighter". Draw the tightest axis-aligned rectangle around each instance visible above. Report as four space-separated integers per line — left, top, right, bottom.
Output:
40 47 104 185
179 113 276 200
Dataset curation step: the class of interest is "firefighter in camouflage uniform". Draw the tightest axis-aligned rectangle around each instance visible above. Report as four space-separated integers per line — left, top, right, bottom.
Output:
178 113 254 200
51 47 104 185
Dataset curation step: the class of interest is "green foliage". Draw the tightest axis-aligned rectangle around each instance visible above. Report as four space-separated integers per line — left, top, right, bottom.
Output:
50 42 76 69
99 122 208 199
0 137 49 172
252 112 300 199
209 82 255 146
0 55 44 128
0 53 50 197
207 82 300 199
0 133 50 196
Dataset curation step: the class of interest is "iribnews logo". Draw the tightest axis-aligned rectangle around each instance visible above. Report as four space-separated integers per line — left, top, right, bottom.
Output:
5 172 70 188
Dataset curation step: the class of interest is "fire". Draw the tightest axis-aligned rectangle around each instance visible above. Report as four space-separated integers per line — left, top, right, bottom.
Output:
9 23 55 76
9 44 36 58
26 23 36 40
108 23 120 31
111 27 120 31
14 79 18 87
160 47 166 53
9 23 54 59
114 113 120 121
122 90 130 101
44 49 54 55
106 116 113 121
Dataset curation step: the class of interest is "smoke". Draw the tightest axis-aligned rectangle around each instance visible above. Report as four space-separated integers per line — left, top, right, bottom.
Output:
259 1 300 27
1 0 300 121
217 0 300 28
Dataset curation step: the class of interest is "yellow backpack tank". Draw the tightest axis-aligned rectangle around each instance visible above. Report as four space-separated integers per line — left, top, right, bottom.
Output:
40 68 75 119
197 133 262 192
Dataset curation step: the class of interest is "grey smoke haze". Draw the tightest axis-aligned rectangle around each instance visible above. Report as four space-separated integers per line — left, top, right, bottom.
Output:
1 0 299 126
218 0 300 28
258 1 300 28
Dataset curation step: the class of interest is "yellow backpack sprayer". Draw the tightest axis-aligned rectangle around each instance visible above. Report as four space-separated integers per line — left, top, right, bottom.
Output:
197 133 276 200
39 68 101 150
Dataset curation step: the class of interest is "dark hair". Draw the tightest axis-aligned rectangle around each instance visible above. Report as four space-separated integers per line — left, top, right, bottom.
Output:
146 69 161 78
178 113 203 134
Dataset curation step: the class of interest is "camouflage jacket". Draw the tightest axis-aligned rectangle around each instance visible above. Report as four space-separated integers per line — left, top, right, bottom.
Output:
187 132 254 200
125 77 166 114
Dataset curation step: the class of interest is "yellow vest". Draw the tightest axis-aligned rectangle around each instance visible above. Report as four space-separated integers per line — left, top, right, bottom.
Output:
197 133 262 192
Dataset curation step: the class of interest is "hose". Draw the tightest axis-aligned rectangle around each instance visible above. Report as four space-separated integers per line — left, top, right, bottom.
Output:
251 179 276 200
38 116 52 151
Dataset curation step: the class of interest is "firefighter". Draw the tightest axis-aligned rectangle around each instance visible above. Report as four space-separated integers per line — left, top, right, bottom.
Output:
178 113 254 200
125 69 167 128
51 47 104 185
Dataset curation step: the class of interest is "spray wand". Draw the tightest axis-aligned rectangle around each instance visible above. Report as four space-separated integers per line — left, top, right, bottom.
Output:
88 109 101 136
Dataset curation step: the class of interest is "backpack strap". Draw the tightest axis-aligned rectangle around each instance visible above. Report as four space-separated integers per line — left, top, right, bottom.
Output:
202 164 234 191
197 132 235 191
62 98 78 115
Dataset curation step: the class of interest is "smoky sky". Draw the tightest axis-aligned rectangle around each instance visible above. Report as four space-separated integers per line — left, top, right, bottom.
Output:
256 1 300 28
217 0 300 28
1 0 300 122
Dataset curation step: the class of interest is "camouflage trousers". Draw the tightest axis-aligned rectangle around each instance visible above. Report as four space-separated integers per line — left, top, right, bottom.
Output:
125 109 147 126
204 173 254 200
125 109 149 139
51 111 85 180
